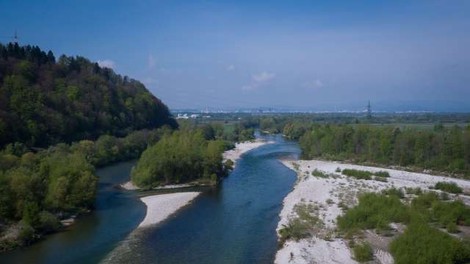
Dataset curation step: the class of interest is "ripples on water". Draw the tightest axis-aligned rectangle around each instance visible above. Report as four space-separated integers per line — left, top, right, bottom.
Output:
104 134 300 264
1 134 299 264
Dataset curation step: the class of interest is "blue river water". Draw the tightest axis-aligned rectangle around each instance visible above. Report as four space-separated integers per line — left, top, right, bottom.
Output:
1 134 299 264
1 161 146 264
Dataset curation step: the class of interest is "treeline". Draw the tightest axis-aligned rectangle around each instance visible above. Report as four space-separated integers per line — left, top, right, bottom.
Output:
0 42 177 148
131 128 233 188
0 127 171 250
297 124 470 176
196 122 255 143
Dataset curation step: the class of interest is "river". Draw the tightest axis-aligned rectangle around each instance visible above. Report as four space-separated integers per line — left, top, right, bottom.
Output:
1 134 299 263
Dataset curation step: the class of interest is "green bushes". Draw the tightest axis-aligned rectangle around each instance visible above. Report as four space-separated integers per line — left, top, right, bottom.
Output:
37 211 61 234
340 190 470 263
390 221 470 264
375 171 390 177
279 218 312 244
352 242 374 262
312 169 328 178
279 203 323 245
434 182 463 194
342 169 392 181
342 169 372 180
405 187 422 195
382 188 405 199
337 193 408 232
431 200 470 228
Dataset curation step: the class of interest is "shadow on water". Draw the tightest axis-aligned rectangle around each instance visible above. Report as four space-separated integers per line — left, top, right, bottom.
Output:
104 134 300 264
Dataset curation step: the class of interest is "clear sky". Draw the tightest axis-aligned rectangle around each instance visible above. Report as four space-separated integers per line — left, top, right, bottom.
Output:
1 0 470 111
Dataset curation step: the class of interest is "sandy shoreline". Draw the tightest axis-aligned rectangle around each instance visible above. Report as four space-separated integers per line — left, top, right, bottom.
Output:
223 139 272 168
136 139 271 228
275 159 470 264
138 192 201 228
126 139 271 229
103 140 271 262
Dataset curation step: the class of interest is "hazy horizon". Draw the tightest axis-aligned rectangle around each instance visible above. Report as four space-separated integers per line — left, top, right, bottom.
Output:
2 0 469 111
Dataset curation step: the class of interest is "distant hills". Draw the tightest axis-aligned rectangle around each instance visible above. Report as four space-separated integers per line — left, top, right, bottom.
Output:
0 43 177 148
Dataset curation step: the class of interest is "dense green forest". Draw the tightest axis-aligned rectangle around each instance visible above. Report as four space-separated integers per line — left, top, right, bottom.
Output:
0 43 177 148
0 126 172 251
245 114 470 176
296 124 470 176
0 43 180 251
131 127 234 188
179 119 256 143
130 119 258 188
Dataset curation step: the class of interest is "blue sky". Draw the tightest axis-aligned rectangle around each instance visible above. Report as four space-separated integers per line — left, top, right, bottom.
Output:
1 0 470 111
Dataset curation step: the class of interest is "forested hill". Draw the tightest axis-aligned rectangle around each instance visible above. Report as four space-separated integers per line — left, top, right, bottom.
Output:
0 43 177 148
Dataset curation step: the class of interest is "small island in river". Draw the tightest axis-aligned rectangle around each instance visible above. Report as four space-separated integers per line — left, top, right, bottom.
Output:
125 139 272 231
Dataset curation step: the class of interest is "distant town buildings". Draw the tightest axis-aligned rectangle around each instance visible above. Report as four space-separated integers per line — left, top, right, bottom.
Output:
176 113 211 119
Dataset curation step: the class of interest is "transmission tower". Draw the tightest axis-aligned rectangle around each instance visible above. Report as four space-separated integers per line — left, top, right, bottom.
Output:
367 100 372 119
12 30 19 44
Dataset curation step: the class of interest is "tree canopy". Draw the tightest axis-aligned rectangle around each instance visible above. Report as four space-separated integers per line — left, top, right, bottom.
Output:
131 129 231 188
298 124 470 176
0 42 177 148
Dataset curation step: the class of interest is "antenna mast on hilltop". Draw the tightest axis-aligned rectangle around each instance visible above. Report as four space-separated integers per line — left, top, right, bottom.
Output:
13 30 19 44
0 30 19 44
367 100 372 119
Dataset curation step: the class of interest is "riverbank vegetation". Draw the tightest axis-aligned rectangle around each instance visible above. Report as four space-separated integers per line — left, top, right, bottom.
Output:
0 43 178 251
278 203 324 245
0 127 172 251
131 128 233 188
297 124 470 177
223 113 470 177
338 190 470 263
434 181 463 194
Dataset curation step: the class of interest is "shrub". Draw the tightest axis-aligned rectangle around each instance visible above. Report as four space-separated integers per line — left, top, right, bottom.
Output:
312 169 328 178
434 182 462 194
390 222 470 264
374 171 390 177
382 188 405 199
353 242 374 262
405 187 422 195
37 211 61 234
337 193 408 232
279 203 323 245
446 222 459 233
335 167 341 173
17 223 35 246
279 218 311 244
440 191 450 200
224 159 234 171
431 200 470 227
411 192 440 211
342 169 372 180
